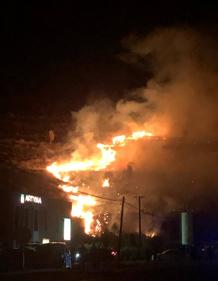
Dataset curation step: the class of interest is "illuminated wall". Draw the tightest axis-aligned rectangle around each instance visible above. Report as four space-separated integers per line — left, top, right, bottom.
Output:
12 192 72 246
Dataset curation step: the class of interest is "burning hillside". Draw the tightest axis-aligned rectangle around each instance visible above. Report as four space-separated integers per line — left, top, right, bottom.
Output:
46 130 159 234
2 26 218 236
44 27 218 235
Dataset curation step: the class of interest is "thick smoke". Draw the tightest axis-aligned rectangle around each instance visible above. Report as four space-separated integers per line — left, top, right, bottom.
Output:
69 27 218 232
16 26 218 233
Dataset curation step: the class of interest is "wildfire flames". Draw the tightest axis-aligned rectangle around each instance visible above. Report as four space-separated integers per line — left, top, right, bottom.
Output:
70 194 96 234
46 130 153 234
145 231 158 238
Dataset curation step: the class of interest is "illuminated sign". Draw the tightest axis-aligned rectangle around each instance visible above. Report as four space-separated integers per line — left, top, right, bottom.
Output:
20 194 42 204
63 218 71 241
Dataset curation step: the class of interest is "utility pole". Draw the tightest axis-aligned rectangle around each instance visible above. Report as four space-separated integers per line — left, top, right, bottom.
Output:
118 196 125 258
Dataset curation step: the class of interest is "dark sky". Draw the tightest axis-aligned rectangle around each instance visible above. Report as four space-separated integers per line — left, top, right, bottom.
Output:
1 2 217 117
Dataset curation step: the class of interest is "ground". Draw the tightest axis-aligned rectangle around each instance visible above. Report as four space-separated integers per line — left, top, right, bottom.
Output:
1 261 218 281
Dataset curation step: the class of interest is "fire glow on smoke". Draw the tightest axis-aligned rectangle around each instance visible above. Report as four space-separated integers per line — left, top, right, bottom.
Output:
17 27 217 237
46 130 154 234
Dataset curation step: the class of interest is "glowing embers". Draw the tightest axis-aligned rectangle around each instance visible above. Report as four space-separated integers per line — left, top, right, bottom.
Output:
92 212 110 236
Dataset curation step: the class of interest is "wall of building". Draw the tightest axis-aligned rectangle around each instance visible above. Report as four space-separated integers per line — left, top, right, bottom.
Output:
0 190 73 247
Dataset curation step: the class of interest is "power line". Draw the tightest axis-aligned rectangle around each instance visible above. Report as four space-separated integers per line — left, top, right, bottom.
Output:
74 190 121 203
67 187 165 218
124 201 164 218
72 190 166 219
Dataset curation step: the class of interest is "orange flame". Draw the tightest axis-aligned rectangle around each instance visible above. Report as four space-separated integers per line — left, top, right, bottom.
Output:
145 231 158 238
70 195 96 234
102 178 110 188
46 130 153 234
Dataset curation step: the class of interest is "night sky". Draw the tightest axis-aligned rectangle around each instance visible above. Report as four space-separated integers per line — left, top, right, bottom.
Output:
1 3 217 117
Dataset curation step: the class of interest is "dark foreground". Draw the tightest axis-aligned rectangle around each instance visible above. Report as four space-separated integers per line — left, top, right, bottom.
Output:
1 261 218 281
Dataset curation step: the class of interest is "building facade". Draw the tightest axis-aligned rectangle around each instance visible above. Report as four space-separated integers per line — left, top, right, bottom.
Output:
0 190 75 248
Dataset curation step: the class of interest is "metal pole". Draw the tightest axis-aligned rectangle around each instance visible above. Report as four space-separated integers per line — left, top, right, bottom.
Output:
118 196 125 258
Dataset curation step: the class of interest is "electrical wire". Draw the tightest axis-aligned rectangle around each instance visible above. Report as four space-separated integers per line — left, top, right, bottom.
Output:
73 190 121 203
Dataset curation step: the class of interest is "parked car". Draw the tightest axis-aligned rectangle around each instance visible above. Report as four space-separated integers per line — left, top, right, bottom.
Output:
26 242 72 269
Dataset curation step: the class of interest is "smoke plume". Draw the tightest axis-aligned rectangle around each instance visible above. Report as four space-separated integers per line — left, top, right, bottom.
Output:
15 26 218 233
69 27 218 225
